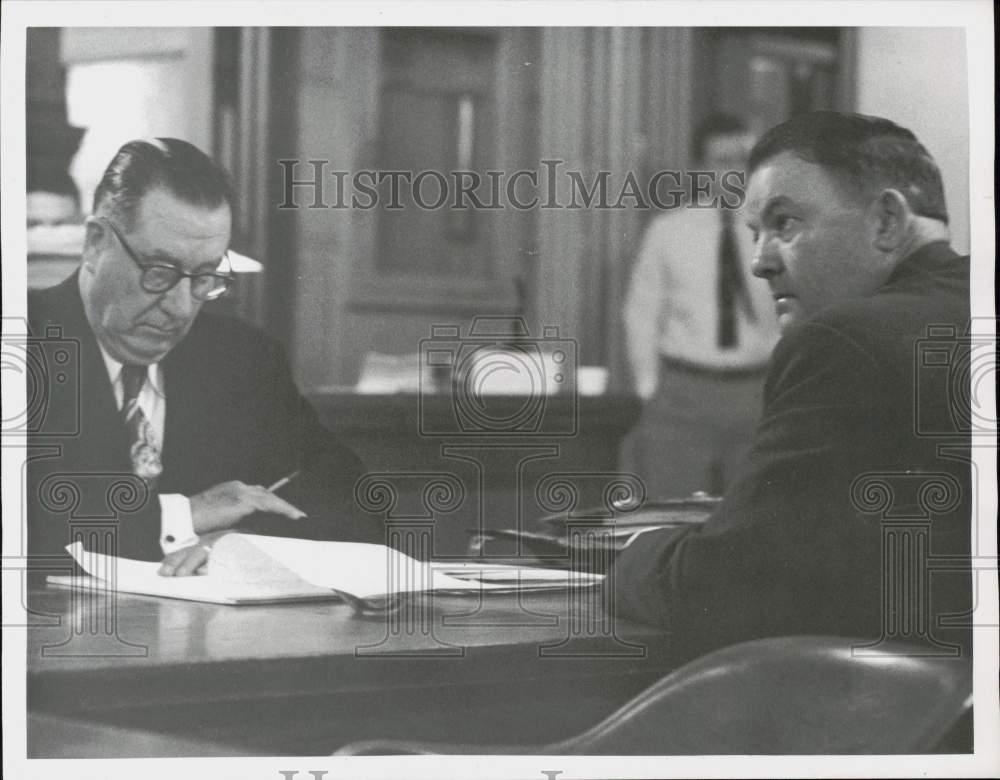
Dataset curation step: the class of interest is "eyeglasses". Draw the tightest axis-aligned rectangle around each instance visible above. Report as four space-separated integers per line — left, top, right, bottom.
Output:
100 218 235 302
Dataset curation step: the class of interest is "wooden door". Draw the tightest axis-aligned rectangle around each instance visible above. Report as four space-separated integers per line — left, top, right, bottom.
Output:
288 28 540 387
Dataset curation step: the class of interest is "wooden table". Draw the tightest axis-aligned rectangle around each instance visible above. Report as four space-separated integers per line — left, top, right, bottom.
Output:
26 579 676 757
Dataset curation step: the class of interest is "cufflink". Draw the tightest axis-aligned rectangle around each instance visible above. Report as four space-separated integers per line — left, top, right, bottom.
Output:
164 534 176 543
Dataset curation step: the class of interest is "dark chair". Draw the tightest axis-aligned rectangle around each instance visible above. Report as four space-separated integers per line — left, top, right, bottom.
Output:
334 635 972 755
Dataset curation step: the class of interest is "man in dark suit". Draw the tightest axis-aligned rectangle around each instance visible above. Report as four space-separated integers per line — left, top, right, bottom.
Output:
28 138 376 576
614 112 972 662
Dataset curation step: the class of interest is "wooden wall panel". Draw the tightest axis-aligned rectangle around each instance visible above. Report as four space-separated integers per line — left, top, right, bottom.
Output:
534 28 589 353
534 28 675 385
278 27 851 394
289 28 380 387
291 29 537 387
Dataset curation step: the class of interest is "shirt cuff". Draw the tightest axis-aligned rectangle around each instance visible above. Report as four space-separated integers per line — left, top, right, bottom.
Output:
158 494 198 554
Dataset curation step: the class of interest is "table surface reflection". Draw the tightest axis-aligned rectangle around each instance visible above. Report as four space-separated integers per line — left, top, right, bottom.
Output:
25 580 675 754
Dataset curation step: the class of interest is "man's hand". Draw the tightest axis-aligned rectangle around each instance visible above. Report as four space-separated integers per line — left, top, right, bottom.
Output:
158 530 231 577
189 480 307 535
158 542 211 577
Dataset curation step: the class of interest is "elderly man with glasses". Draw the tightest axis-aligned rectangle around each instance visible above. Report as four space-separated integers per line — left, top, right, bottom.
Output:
27 138 376 576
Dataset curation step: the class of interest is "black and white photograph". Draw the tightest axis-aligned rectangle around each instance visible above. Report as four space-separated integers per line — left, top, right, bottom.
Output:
2 2 997 779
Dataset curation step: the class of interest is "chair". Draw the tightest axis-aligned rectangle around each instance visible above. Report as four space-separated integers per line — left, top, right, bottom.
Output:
334 635 972 755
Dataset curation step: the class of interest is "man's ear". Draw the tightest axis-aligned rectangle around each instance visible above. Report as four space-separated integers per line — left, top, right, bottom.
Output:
80 217 106 273
870 189 912 252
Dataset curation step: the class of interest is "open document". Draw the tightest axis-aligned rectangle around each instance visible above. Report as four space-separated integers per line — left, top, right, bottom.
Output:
47 534 603 605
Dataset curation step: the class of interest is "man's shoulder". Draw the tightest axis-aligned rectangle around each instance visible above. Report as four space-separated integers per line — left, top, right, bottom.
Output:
182 309 281 358
808 293 913 344
161 315 284 389
28 274 72 312
770 256 969 386
27 282 59 309
164 310 293 390
810 256 968 349
768 310 881 393
28 275 84 335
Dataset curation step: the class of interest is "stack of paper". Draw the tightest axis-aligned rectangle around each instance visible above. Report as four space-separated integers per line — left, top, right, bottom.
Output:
48 534 602 606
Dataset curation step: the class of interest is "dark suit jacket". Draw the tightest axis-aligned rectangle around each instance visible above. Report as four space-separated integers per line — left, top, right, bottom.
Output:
614 242 972 661
27 273 378 563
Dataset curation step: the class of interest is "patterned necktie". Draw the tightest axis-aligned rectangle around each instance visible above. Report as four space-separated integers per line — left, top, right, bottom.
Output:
716 209 756 348
121 364 162 487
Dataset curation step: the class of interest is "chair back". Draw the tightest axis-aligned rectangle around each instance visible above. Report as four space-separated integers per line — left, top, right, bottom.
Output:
335 635 972 755
552 635 972 754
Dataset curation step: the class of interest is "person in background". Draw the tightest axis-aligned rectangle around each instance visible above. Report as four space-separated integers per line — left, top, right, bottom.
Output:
622 113 780 498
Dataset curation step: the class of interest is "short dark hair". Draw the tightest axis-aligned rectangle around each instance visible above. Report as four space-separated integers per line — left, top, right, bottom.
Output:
747 111 948 223
692 113 748 161
92 138 233 229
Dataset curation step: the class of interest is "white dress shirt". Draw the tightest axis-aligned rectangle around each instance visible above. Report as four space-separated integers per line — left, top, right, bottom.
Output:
623 207 780 398
97 347 199 554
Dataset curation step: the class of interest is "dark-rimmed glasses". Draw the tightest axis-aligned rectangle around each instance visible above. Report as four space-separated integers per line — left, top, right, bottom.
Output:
100 217 235 302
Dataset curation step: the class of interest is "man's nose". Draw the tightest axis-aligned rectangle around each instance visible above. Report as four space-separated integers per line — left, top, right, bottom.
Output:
750 235 782 280
158 277 197 319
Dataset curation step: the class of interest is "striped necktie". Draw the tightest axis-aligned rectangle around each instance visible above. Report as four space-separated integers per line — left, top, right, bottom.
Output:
121 364 162 487
716 208 757 347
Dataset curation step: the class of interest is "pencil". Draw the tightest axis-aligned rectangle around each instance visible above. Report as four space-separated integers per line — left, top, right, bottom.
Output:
267 470 300 492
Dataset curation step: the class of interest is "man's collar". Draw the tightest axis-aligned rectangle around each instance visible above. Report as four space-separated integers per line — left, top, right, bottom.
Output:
96 345 165 398
887 240 962 285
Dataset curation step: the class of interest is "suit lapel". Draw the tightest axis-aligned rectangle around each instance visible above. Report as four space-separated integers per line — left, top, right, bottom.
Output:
41 274 130 466
39 282 246 493
160 327 215 488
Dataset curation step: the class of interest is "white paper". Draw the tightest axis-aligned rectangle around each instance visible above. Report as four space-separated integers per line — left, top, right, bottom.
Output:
431 560 604 585
208 533 487 597
56 534 601 604
59 539 334 604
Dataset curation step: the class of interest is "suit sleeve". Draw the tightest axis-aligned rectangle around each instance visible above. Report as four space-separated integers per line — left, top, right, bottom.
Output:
233 336 379 544
613 320 889 657
25 287 168 564
26 447 166 565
